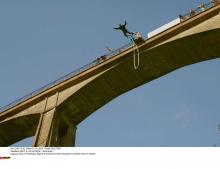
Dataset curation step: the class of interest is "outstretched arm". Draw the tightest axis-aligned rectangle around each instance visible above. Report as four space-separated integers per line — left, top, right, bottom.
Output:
124 20 127 26
114 27 120 30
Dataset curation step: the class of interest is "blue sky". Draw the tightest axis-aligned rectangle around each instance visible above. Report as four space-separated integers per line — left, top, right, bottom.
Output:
0 0 220 146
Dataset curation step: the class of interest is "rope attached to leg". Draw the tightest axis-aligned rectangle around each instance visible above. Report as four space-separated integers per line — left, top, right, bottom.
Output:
130 37 140 70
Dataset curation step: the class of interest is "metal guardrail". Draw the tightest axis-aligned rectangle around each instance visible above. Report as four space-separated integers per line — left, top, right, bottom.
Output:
179 0 219 21
0 0 219 113
0 42 132 113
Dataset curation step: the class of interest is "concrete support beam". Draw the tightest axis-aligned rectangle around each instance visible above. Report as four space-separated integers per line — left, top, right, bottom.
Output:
33 108 56 146
33 92 77 147
33 108 77 147
57 121 77 147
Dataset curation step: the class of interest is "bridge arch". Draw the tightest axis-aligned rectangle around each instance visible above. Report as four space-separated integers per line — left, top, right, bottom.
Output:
1 28 220 146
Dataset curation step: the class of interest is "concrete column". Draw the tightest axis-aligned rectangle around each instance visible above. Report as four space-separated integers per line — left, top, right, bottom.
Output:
57 121 77 147
33 108 77 147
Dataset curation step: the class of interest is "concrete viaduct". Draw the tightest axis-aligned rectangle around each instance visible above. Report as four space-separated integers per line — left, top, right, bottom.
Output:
0 3 220 146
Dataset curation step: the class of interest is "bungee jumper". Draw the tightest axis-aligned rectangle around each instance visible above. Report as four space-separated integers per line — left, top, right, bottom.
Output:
114 21 134 38
113 21 142 70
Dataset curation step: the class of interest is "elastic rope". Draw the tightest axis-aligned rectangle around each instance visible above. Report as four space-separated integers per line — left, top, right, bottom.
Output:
130 37 140 70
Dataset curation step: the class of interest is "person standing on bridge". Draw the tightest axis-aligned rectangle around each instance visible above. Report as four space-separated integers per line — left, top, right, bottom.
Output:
210 0 220 5
114 21 134 38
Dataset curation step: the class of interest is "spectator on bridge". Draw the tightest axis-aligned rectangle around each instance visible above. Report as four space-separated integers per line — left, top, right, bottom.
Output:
100 55 106 60
96 55 106 63
179 14 185 21
198 3 206 11
210 0 220 5
114 21 134 38
189 9 196 17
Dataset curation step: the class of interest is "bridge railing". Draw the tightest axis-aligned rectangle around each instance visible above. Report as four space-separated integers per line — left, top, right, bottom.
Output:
0 41 132 113
179 0 219 21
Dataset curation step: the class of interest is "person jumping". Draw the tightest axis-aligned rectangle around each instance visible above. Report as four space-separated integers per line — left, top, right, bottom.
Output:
114 21 134 38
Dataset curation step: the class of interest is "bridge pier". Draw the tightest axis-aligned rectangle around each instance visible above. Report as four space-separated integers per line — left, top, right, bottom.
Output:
33 108 76 147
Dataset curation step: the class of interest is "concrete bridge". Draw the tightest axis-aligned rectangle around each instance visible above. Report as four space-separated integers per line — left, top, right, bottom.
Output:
0 3 220 147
